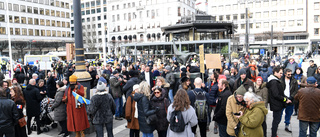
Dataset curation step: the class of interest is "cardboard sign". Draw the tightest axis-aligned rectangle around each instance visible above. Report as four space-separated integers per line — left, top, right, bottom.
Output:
205 54 222 69
39 62 52 70
199 45 205 73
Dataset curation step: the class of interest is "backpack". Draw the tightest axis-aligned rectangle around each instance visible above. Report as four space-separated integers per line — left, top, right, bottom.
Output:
169 110 187 132
260 71 269 82
193 90 207 121
246 67 256 80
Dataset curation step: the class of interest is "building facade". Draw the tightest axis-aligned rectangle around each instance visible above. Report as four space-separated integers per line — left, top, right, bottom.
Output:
0 0 72 58
107 0 196 54
308 0 320 53
207 0 315 56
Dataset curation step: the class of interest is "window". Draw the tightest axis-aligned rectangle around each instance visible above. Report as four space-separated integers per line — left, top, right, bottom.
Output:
98 23 101 28
20 5 26 12
315 15 319 23
51 31 56 36
8 3 11 11
91 1 95 6
91 9 95 14
226 5 231 10
40 30 45 36
81 3 84 8
27 6 32 13
103 0 106 4
233 4 238 9
297 8 303 15
297 20 303 26
46 30 51 36
13 4 19 11
315 28 319 35
10 28 13 35
9 16 12 23
61 2 64 8
46 19 50 26
40 8 44 15
0 27 5 34
178 7 181 16
315 2 320 10
22 28 27 35
0 2 4 10
280 10 286 16
57 21 61 27
66 12 70 18
272 11 277 17
98 16 101 20
97 8 101 13
132 2 135 7
272 21 277 27
51 10 55 16
240 3 245 8
0 15 4 22
28 29 33 36
112 5 114 10
14 16 20 23
288 9 294 16
241 13 245 19
86 2 89 7
92 17 95 21
55 1 59 7
248 3 253 8
288 0 294 4
123 3 126 9
272 0 277 5
86 10 90 15
280 0 286 5
249 23 253 28
28 18 33 24
280 21 286 27
256 22 261 28
219 15 223 21
117 14 120 21
104 7 107 12
62 31 66 37
61 11 65 18
87 17 90 22
264 1 269 7
289 20 294 26
263 11 269 18
112 15 115 22
241 24 245 29
34 7 38 14
96 0 101 6
256 12 261 18
218 5 223 11
15 28 20 35
264 22 269 28
62 22 65 27
255 2 261 7
233 14 237 20
21 17 26 24
226 15 230 20
46 9 50 15
56 11 60 17
51 20 55 26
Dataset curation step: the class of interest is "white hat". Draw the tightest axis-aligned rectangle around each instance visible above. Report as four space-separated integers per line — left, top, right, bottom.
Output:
232 59 239 63
97 81 106 91
133 84 139 91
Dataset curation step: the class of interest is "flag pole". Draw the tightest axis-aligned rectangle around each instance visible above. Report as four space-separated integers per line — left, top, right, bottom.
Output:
5 0 13 80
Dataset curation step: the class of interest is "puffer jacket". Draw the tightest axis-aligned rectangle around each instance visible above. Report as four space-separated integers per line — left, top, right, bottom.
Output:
87 91 116 124
267 75 286 111
226 94 246 136
123 77 141 98
51 86 67 121
0 97 19 130
238 101 268 137
150 93 170 131
254 82 268 108
110 75 123 98
133 93 156 133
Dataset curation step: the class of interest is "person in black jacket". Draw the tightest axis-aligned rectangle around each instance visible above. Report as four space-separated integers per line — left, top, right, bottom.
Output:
56 60 64 80
14 68 26 85
24 79 44 135
123 70 141 98
267 66 292 137
10 86 28 137
307 60 317 77
213 79 232 137
0 87 19 137
207 71 219 134
46 72 57 99
140 66 154 90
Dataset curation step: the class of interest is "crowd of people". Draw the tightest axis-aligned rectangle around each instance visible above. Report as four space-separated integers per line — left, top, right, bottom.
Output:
0 54 319 137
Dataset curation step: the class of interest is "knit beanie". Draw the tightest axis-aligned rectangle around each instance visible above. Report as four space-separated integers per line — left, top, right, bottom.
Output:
69 75 77 83
98 76 107 84
235 85 247 96
239 68 246 75
165 66 171 71
97 81 106 91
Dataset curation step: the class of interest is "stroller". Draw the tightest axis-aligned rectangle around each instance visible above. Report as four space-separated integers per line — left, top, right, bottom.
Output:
31 97 58 132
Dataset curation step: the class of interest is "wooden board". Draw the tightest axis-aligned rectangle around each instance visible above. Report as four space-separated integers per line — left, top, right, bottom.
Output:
205 54 222 69
199 45 205 73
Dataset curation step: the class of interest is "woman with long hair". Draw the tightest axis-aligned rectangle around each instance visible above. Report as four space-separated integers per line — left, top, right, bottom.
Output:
10 86 27 137
151 76 170 97
133 81 156 137
166 89 198 137
314 66 320 89
150 87 170 137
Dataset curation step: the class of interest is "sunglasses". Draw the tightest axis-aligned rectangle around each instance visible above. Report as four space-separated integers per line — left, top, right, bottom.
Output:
154 92 160 94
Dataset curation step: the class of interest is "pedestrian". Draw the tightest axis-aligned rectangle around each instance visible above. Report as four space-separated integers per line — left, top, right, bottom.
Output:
207 72 219 134
37 79 47 98
0 87 19 137
164 66 175 103
254 76 268 137
125 84 140 137
258 64 269 83
133 81 157 137
151 76 170 98
1 81 10 99
110 70 124 120
294 76 320 137
314 66 320 89
64 75 90 137
150 87 170 137
24 79 44 135
178 76 191 91
307 60 317 77
88 81 116 137
281 68 298 133
233 68 254 93
9 86 28 137
267 66 292 137
51 81 68 137
236 92 268 137
140 66 154 88
123 70 141 98
226 85 247 137
187 77 209 137
293 67 307 116
47 72 57 99
166 89 198 137
285 58 298 75
212 79 232 137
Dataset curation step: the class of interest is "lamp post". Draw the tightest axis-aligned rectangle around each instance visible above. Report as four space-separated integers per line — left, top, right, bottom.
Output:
5 0 13 80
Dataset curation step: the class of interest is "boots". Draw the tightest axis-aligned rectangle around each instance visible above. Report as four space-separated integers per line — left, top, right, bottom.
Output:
80 130 85 137
75 131 80 137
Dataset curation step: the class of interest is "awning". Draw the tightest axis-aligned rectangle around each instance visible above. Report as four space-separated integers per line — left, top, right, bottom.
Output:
196 29 227 32
164 28 190 34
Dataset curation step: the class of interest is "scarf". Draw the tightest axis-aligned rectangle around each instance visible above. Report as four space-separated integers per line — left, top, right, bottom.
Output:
134 102 138 118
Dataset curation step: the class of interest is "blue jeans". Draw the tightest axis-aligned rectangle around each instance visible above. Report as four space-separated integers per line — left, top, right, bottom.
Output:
58 73 63 80
218 123 230 137
114 97 123 117
95 123 113 137
299 120 319 137
142 132 153 137
281 104 294 125
168 89 173 103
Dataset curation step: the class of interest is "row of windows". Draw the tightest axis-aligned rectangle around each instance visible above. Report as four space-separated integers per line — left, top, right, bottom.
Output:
238 20 304 30
215 9 303 21
0 15 70 28
19 0 69 9
71 16 106 25
0 3 70 19
112 23 161 32
0 27 70 37
83 38 104 44
80 7 105 15
81 0 106 8
212 0 304 11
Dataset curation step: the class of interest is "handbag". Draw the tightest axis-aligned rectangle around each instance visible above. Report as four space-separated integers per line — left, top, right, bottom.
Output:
145 113 157 125
18 117 27 127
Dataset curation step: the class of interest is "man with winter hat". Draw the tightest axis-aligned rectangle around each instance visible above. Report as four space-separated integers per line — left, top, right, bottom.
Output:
232 68 254 93
164 65 175 102
110 70 124 120
88 81 115 137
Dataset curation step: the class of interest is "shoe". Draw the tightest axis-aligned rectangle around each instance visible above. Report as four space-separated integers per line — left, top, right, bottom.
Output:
285 126 292 133
37 130 43 135
293 112 298 116
28 130 32 135
58 132 65 136
206 126 209 132
115 117 123 120
214 127 218 134
63 133 70 137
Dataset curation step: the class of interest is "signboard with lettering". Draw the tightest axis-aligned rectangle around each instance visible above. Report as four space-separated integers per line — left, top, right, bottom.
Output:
199 45 205 73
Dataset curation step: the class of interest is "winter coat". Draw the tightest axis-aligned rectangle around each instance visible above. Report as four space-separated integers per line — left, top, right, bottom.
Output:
87 91 116 124
307 65 317 77
258 67 269 83
294 74 307 89
315 74 320 89
233 78 255 93
280 77 298 102
140 71 154 88
109 75 123 98
14 72 25 84
294 85 320 122
213 88 232 125
267 66 274 76
46 76 57 99
37 85 47 98
267 75 286 111
123 77 141 98
207 82 219 106
51 86 67 121
12 98 27 137
286 62 298 74
248 64 258 82
150 93 170 131
23 84 43 116
238 101 268 137
0 97 19 130
254 82 268 108
125 91 139 130
226 94 246 136
165 71 175 89
166 104 198 137
133 93 156 133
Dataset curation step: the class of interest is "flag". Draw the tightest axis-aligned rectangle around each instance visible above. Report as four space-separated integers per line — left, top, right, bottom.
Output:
196 2 202 5
17 105 23 109
72 92 90 105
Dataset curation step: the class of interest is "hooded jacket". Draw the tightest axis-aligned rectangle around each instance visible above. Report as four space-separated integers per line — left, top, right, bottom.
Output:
109 75 123 98
51 86 67 121
267 75 287 111
213 88 232 125
123 77 141 98
254 82 268 108
150 93 170 131
307 64 317 77
233 77 255 93
133 93 156 133
238 101 268 137
226 94 247 136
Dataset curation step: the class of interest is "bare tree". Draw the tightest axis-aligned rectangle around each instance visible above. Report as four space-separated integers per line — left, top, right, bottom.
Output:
13 41 28 59
33 41 48 54
261 31 283 41
83 21 100 52
0 41 8 55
